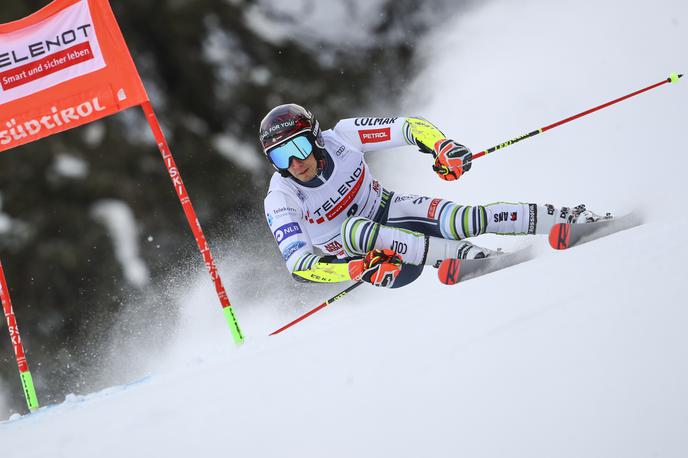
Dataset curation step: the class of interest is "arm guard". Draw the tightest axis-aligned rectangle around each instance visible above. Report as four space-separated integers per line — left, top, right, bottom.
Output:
292 256 353 283
403 117 446 156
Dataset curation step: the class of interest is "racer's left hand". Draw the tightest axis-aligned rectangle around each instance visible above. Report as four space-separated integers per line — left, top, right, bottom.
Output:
432 139 472 181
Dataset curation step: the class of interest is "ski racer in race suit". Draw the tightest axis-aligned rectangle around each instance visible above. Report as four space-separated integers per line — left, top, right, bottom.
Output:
261 104 600 288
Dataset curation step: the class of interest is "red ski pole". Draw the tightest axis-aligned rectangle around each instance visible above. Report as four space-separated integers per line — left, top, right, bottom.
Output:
472 73 682 161
0 260 39 412
269 282 362 336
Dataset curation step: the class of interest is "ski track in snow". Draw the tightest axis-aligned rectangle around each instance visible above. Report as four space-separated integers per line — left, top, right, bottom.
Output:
2 0 688 457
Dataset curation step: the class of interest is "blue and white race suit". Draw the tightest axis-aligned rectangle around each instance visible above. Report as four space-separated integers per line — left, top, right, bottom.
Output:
264 116 555 285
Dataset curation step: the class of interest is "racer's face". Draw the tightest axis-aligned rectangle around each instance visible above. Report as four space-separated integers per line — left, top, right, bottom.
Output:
288 153 317 181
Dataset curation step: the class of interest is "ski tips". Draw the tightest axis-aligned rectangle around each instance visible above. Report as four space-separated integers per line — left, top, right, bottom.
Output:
437 258 462 285
548 223 571 250
669 72 682 83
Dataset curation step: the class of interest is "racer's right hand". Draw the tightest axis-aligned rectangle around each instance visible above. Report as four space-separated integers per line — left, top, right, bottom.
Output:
348 249 403 288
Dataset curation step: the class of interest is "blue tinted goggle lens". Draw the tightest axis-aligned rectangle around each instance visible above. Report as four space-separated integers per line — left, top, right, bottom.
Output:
268 135 314 170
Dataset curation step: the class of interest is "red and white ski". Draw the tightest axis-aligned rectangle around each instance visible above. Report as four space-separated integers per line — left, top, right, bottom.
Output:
548 213 642 250
436 246 535 285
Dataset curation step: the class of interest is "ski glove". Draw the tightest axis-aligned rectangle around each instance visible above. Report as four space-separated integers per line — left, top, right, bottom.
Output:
432 139 472 181
348 249 403 288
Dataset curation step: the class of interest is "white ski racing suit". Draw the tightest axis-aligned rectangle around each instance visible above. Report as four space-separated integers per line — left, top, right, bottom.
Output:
264 116 565 288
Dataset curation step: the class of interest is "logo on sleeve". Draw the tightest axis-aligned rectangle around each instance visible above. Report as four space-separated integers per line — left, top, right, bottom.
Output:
358 127 391 144
354 117 398 126
274 222 302 243
282 241 306 261
268 206 299 224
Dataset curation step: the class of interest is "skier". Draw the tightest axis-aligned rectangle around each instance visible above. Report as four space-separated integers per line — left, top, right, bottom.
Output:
261 103 602 288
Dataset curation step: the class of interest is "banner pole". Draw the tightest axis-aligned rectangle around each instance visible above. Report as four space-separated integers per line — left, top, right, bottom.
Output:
0 260 39 412
140 101 244 345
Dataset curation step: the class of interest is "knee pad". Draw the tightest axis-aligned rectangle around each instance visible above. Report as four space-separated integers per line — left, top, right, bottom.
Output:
341 216 427 265
341 216 380 257
437 203 488 239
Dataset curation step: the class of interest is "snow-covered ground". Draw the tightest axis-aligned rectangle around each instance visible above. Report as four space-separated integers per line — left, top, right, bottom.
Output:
2 0 687 457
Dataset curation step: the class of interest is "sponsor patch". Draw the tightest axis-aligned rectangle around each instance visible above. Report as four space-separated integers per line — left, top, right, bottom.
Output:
358 127 391 144
494 212 511 223
274 222 302 243
324 240 343 253
371 180 380 193
427 198 441 219
393 194 416 203
269 205 299 223
390 240 408 254
295 188 306 202
528 204 537 235
273 206 298 215
354 117 398 126
307 164 366 224
281 241 305 262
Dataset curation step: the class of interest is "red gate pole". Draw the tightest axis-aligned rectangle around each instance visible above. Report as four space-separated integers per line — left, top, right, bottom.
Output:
0 260 39 411
141 102 244 344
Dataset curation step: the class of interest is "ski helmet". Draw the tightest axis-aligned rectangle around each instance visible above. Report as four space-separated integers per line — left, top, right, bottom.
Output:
259 103 324 177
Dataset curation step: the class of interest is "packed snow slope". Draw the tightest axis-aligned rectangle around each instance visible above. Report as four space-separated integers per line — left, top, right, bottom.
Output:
2 0 688 457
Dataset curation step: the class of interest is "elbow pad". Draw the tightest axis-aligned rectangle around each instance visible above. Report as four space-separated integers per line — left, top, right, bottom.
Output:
292 257 353 283
403 117 446 156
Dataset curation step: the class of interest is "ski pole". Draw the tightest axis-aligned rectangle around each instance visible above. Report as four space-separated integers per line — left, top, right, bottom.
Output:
269 282 363 336
0 260 39 412
141 102 244 345
472 72 682 161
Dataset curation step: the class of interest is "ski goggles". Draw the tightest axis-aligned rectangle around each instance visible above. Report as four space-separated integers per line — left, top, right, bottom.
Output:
267 134 314 170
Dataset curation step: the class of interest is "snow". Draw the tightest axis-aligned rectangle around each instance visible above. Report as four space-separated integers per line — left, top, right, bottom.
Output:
82 122 106 147
90 200 151 288
53 153 89 179
0 193 11 234
1 0 688 456
244 0 387 48
212 133 264 171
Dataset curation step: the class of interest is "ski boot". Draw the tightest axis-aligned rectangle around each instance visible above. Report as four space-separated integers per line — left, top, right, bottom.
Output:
570 204 613 223
428 238 501 267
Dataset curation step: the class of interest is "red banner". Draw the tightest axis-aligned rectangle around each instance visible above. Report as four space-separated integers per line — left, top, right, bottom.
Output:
0 0 148 152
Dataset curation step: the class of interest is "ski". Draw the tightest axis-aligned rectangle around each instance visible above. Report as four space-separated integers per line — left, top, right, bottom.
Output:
548 213 642 250
436 246 535 285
